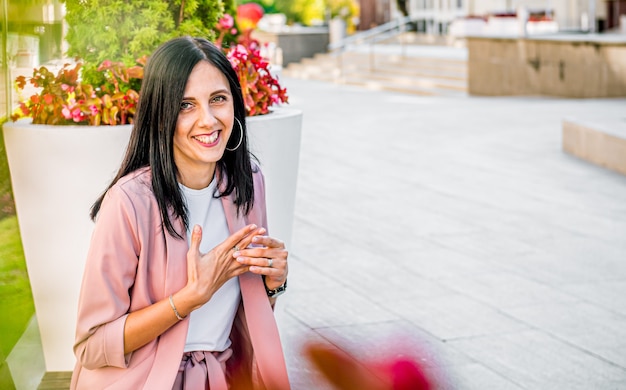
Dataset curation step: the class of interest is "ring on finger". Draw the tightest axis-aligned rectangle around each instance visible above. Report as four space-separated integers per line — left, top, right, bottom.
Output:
233 245 240 252
267 259 273 268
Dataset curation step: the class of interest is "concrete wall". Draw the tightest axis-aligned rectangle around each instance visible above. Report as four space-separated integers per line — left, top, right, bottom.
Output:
467 34 626 97
253 28 330 66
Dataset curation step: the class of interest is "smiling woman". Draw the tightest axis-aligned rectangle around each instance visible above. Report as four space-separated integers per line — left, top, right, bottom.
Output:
71 37 290 390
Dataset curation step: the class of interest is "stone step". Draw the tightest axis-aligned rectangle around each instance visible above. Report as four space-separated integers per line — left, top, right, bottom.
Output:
346 70 466 91
562 117 626 176
286 57 466 80
284 44 468 97
38 371 71 389
293 62 467 79
283 48 467 96
300 53 467 69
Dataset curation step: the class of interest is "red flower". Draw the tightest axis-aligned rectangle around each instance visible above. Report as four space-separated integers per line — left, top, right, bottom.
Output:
225 42 288 116
11 59 143 125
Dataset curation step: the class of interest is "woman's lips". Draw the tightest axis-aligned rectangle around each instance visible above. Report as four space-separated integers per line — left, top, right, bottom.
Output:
192 131 220 146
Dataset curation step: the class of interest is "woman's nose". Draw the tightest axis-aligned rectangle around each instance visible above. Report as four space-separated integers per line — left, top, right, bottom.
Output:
198 104 217 127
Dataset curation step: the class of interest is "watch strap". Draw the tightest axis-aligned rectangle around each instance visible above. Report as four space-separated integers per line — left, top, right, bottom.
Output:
264 277 287 297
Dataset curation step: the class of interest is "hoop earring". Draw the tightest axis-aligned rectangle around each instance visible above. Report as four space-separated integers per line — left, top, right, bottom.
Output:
225 117 243 152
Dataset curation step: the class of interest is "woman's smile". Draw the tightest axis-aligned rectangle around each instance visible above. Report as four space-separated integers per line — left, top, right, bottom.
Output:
192 130 221 146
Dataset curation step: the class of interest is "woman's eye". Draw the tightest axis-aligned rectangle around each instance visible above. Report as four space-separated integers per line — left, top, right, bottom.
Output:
180 101 193 110
211 95 227 104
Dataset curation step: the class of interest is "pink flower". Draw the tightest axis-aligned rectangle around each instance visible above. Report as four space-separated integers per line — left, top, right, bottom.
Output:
61 105 72 120
218 14 234 30
70 107 85 122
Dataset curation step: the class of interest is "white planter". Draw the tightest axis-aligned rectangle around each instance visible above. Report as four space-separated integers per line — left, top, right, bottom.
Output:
246 107 303 251
3 119 132 371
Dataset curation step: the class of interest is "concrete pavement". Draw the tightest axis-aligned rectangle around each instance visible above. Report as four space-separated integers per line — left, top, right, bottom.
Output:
276 76 626 389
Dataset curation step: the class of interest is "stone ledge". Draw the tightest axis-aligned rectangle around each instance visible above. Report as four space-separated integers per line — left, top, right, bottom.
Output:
562 117 626 176
37 372 71 390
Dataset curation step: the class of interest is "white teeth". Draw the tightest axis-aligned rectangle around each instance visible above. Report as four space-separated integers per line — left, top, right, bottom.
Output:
194 132 219 144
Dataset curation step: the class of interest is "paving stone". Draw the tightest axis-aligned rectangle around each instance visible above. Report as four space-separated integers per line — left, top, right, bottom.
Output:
276 312 334 390
505 301 626 368
558 279 626 316
313 320 472 369
446 363 525 390
449 330 626 390
397 245 496 280
435 269 579 309
491 251 620 286
386 293 530 341
283 287 400 329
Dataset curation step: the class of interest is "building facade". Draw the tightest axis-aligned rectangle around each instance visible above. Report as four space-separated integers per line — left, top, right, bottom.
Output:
363 0 619 34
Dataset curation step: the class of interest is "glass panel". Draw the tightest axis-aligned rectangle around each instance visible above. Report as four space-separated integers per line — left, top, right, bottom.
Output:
6 0 65 117
1 0 8 119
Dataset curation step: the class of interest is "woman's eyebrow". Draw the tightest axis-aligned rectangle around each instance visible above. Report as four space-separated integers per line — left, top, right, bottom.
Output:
211 88 231 95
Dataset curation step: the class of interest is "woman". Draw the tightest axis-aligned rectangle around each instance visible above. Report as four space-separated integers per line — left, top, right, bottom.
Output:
71 36 290 390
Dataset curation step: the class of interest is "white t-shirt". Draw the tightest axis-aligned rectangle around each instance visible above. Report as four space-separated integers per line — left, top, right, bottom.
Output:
180 179 241 352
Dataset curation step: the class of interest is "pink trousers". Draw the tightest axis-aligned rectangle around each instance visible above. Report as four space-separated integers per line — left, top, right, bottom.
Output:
172 349 233 390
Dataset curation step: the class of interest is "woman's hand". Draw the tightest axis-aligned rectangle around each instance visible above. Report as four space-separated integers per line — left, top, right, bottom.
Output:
233 235 288 291
183 223 266 311
122 224 265 355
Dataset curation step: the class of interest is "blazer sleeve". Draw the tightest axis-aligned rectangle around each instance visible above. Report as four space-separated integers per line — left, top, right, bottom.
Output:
248 164 269 231
73 185 141 370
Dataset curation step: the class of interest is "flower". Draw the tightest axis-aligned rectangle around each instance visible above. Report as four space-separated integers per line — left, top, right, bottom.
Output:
227 42 288 117
236 3 264 32
217 9 288 116
219 12 288 119
218 14 235 30
11 58 144 126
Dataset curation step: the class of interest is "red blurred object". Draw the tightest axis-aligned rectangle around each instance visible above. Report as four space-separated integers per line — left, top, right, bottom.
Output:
304 342 434 390
237 3 264 30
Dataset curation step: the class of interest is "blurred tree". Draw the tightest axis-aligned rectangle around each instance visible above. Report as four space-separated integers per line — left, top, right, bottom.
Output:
65 0 224 65
327 0 360 33
273 0 325 25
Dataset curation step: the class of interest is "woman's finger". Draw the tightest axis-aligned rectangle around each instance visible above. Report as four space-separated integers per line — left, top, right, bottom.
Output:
231 227 266 255
252 235 285 249
248 264 286 277
219 224 259 252
189 225 203 256
235 256 282 268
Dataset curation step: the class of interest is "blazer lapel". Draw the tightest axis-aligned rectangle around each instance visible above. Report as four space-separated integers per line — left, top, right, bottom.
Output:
220 175 290 390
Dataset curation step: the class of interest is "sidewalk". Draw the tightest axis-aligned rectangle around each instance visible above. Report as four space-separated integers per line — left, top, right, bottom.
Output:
277 76 626 389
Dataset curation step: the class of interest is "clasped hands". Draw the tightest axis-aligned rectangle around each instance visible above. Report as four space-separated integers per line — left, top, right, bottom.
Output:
185 223 288 310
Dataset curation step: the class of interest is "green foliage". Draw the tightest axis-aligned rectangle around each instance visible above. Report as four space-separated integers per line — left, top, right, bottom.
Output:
0 216 34 359
65 0 224 66
273 0 325 25
238 0 277 14
327 0 360 32
0 352 16 390
267 0 358 28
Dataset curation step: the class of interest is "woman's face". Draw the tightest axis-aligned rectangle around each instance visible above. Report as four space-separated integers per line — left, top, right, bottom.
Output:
173 60 234 189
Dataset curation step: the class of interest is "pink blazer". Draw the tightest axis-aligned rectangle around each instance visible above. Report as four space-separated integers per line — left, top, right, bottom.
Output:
70 166 290 389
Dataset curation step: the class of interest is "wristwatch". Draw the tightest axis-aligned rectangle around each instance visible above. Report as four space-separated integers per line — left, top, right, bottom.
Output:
264 277 287 298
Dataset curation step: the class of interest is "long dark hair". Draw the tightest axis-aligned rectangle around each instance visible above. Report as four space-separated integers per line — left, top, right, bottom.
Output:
91 37 254 239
